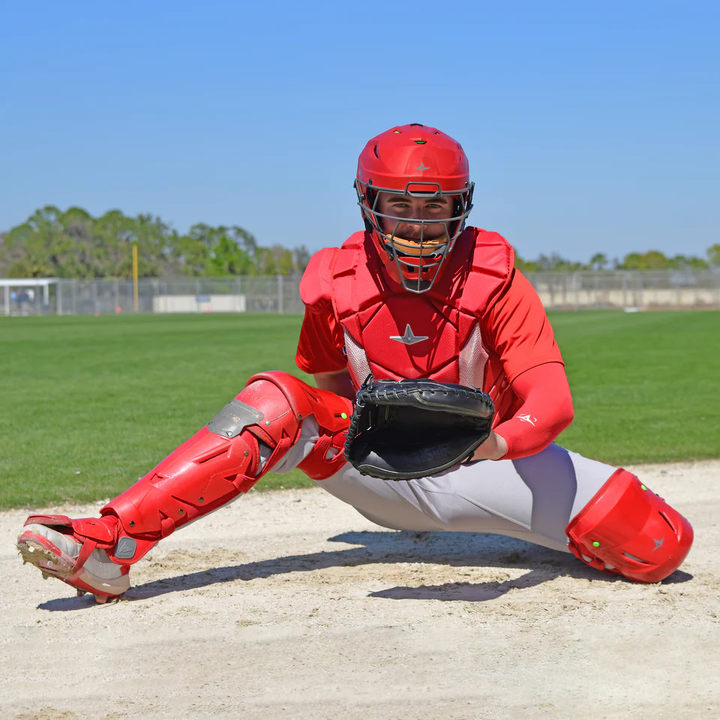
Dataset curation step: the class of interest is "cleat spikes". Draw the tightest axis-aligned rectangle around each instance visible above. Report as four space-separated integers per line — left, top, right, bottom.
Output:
76 590 87 597
95 595 108 604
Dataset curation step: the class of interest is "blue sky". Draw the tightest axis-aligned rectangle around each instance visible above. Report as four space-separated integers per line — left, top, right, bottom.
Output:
1 1 718 263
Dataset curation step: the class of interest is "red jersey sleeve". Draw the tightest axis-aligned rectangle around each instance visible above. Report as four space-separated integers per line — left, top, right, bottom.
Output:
295 304 347 375
482 269 563 384
493 362 574 459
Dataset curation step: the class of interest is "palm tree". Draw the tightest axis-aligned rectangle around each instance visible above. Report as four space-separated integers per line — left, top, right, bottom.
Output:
589 253 608 271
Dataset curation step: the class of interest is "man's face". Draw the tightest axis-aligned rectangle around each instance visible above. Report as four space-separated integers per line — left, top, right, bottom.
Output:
375 193 455 255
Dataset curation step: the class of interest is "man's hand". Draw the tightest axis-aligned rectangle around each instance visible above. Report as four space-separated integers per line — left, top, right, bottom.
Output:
344 378 495 480
469 430 508 461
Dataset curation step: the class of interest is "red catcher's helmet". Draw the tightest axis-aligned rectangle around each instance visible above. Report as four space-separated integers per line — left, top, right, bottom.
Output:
354 123 474 293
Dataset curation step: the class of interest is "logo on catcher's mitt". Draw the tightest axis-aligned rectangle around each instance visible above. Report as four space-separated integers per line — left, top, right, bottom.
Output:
390 324 428 345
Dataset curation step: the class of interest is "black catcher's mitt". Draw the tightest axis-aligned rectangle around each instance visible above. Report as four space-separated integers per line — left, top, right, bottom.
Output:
344 377 495 481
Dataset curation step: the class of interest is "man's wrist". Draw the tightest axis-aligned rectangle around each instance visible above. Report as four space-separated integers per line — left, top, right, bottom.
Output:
489 431 508 460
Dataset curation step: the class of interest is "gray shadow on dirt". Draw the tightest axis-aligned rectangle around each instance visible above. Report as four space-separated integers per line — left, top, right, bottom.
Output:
37 529 693 611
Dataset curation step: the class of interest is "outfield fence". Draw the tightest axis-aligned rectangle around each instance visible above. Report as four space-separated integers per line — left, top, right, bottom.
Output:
0 276 305 316
1 270 720 316
525 269 720 310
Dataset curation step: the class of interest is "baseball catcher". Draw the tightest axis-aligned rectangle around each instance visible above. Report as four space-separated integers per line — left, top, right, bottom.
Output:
18 124 693 602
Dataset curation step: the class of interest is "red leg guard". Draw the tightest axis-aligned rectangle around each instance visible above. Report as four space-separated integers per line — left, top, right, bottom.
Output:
97 372 352 565
566 469 693 583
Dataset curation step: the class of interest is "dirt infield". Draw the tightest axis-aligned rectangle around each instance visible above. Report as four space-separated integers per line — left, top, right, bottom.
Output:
2 460 719 720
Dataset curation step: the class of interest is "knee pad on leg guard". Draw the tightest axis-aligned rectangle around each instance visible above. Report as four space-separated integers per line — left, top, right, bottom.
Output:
566 468 693 583
244 372 353 481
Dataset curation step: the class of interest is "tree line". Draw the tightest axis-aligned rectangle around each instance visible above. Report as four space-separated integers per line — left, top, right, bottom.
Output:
516 248 720 273
1 206 718 279
0 206 311 279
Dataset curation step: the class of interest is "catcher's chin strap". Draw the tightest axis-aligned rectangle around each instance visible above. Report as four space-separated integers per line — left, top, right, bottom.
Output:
80 372 354 566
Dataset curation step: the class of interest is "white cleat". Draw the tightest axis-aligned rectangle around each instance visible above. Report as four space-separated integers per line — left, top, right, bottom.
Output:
18 523 130 601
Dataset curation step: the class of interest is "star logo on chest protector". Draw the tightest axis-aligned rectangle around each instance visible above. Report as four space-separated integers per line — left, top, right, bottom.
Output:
390 324 429 345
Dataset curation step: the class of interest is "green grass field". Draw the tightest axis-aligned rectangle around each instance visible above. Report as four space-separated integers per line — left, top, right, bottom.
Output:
1 311 719 509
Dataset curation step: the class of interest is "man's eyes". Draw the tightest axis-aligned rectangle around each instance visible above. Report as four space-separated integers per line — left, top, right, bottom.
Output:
390 202 447 209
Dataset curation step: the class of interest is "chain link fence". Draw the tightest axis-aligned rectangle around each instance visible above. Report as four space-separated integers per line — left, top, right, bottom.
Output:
0 276 304 316
1 271 719 316
525 269 720 309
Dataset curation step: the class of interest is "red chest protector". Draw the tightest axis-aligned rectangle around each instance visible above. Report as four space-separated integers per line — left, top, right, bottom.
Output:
300 228 514 391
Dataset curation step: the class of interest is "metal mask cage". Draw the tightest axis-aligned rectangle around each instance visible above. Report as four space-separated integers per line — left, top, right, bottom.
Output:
354 180 474 293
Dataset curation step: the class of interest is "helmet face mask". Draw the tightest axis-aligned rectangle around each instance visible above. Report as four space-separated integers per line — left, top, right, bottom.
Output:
354 124 474 294
355 181 474 293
